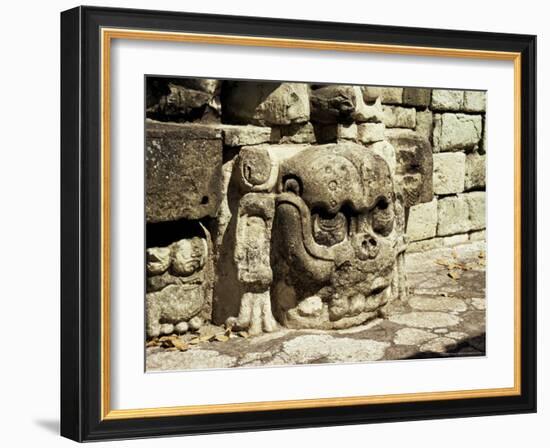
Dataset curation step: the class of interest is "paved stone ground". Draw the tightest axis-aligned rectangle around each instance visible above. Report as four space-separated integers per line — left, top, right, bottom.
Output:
146 241 486 371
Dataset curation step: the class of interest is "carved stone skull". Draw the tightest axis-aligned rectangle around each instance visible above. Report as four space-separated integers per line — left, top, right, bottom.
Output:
270 143 404 329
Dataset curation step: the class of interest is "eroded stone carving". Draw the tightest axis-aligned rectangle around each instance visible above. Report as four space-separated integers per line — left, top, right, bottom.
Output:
146 228 212 337
220 142 407 332
144 82 442 340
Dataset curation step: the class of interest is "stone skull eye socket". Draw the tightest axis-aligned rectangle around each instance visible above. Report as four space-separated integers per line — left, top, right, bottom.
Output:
311 208 348 247
371 196 394 236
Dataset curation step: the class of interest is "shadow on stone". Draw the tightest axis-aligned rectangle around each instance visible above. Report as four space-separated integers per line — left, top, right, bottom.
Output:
402 332 486 360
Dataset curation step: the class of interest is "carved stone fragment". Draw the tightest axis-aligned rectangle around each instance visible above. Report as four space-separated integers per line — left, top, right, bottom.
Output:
385 129 433 207
146 230 213 338
223 82 310 126
146 78 221 123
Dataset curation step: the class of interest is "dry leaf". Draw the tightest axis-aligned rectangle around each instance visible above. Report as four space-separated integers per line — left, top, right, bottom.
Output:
199 333 215 342
171 338 189 351
189 338 200 345
238 331 249 339
146 339 159 347
215 334 230 342
448 270 461 280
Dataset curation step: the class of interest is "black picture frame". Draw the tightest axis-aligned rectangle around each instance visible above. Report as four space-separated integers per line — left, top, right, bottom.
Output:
61 5 536 442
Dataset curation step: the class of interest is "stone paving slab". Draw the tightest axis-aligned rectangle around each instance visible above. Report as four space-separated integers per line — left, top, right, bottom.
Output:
146 241 486 371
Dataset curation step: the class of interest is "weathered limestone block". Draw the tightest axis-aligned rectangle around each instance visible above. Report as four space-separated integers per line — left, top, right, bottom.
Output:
406 199 438 242
431 89 464 111
433 152 466 195
146 233 212 337
317 123 358 143
146 78 221 123
437 196 470 236
217 124 272 147
224 81 310 126
402 87 432 107
415 109 433 142
357 123 386 144
470 230 486 241
385 129 433 206
465 153 486 190
406 237 443 253
433 113 483 152
382 106 416 128
362 86 403 104
407 233 470 252
276 123 317 144
442 233 469 247
465 191 486 231
463 91 487 112
146 121 223 222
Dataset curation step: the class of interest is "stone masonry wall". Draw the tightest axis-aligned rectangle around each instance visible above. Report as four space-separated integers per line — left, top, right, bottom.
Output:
146 79 486 257
402 88 486 252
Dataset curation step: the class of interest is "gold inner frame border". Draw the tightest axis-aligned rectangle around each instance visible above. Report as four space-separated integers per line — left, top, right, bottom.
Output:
100 27 522 421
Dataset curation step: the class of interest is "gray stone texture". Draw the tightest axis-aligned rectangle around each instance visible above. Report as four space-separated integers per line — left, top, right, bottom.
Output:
437 195 470 236
465 191 486 231
218 124 273 147
224 81 310 126
431 89 464 111
433 152 466 194
465 153 486 190
145 120 223 222
317 122 358 142
146 78 222 123
433 113 483 152
415 109 433 142
385 129 433 206
310 85 357 123
463 91 487 112
406 199 438 242
362 86 403 104
382 106 416 128
357 122 386 143
402 87 432 107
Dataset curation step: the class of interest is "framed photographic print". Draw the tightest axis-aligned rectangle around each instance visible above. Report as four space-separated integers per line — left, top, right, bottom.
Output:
60 6 537 442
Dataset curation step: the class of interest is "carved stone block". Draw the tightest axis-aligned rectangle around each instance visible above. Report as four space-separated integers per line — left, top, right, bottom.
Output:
385 129 433 206
146 229 213 337
223 81 310 126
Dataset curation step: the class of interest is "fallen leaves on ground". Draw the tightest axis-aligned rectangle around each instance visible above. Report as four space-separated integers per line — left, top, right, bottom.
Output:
435 250 486 280
146 335 189 352
147 324 249 350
